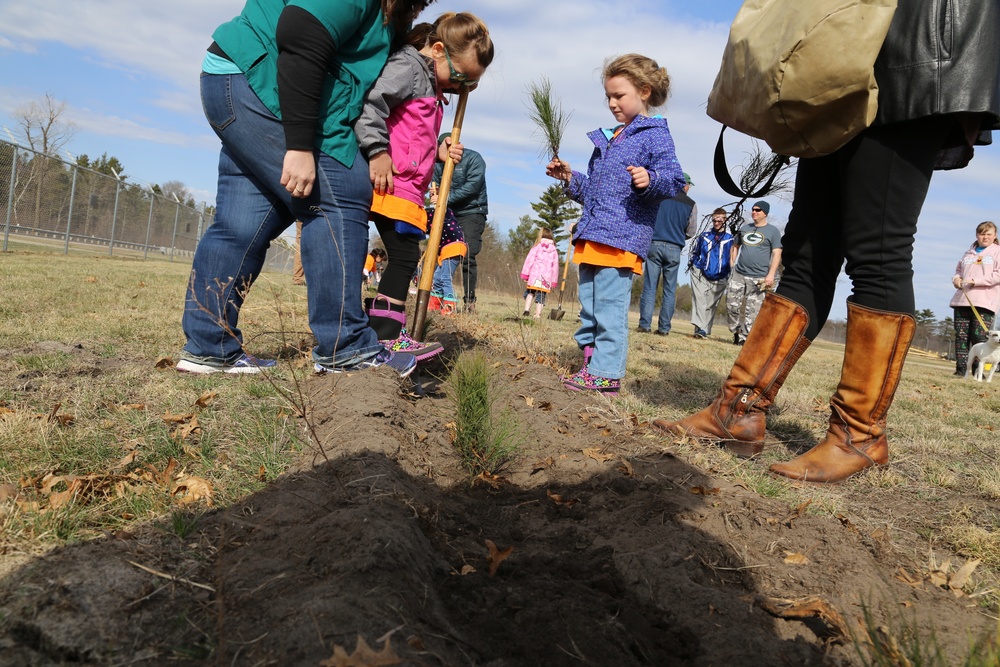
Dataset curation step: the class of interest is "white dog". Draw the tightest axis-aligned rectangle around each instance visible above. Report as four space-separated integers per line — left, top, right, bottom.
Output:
966 329 1000 383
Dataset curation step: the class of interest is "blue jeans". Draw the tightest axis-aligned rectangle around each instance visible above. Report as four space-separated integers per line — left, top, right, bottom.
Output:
183 73 380 368
575 263 633 379
638 241 682 332
432 257 461 299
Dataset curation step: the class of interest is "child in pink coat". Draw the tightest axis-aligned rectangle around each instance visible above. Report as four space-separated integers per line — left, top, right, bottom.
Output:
520 228 561 319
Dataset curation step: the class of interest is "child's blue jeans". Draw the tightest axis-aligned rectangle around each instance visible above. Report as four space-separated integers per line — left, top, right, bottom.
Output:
432 257 461 299
574 263 634 379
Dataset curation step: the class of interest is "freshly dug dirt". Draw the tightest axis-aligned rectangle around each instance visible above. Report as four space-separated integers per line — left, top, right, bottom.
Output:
0 325 994 666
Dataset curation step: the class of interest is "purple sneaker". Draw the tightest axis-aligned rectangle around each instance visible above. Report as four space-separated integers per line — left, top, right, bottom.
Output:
561 368 620 395
381 329 444 362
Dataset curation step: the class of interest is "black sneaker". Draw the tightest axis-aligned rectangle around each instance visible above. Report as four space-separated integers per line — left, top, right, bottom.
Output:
654 330 669 336
636 326 651 333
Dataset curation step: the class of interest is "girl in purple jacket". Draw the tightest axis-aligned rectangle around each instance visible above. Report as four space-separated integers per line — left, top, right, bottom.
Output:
520 228 560 319
546 54 685 394
354 13 493 361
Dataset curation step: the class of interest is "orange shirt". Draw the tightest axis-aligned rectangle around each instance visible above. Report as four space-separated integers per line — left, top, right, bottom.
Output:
573 240 643 275
371 192 427 232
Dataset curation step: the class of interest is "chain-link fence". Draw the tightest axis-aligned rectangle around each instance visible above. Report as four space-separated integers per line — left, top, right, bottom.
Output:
0 139 293 272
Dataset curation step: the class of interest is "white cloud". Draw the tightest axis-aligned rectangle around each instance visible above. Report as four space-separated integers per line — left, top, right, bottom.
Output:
0 0 995 326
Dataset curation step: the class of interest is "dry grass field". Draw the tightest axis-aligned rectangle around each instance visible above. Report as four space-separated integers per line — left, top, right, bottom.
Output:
1 250 999 666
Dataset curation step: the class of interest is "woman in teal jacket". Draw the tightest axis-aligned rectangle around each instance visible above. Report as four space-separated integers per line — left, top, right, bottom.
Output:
178 0 433 376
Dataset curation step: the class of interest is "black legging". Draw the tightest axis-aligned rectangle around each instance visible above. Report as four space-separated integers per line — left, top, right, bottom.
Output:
372 213 422 303
776 117 950 340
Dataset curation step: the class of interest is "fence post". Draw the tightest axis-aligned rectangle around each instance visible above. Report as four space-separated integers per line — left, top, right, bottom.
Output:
169 194 180 262
63 164 78 255
143 186 155 260
108 169 122 256
3 145 16 252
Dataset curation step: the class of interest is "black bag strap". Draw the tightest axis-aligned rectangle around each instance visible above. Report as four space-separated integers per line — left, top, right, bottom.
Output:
713 125 787 199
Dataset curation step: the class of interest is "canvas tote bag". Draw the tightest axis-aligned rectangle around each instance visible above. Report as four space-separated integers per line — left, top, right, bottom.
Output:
707 0 897 159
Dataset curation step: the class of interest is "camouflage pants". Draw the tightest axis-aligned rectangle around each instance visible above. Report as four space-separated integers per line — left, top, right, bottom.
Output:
954 306 995 375
727 272 768 343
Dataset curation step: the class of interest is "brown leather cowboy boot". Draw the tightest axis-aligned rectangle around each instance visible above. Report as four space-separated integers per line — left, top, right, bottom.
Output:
770 302 915 483
652 293 811 457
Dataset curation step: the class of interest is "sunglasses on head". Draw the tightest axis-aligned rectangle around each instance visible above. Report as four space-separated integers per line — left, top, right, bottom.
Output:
443 46 478 87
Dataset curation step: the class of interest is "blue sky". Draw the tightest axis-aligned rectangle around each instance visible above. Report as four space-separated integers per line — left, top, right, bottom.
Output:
1 0 997 322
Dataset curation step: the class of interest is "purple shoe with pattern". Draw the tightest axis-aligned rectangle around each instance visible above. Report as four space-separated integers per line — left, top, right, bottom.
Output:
382 328 444 362
561 368 620 395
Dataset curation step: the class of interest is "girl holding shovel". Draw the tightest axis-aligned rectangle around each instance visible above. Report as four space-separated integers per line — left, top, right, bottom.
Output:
354 13 493 360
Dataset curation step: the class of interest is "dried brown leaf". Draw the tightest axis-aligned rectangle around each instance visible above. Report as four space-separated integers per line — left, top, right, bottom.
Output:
781 499 812 526
319 636 404 666
545 488 578 507
153 356 174 369
583 447 614 463
113 451 138 469
171 414 201 441
531 456 555 474
485 539 514 576
895 567 923 587
617 459 634 477
758 596 848 642
690 486 721 496
520 394 534 407
48 486 76 510
171 476 214 506
162 411 194 424
783 551 811 565
474 472 505 489
948 558 981 591
194 390 218 408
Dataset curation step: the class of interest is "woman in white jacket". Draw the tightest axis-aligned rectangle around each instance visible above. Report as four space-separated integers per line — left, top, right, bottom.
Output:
949 221 1000 375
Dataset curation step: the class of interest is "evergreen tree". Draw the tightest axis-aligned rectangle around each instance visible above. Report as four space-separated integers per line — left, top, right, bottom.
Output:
530 183 579 247
507 215 537 260
76 153 127 180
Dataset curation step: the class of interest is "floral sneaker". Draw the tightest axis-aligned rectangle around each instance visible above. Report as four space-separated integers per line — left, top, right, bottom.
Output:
561 368 620 395
381 328 444 362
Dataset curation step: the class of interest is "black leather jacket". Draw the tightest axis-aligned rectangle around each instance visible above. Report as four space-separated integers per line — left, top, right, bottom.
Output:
874 0 1000 165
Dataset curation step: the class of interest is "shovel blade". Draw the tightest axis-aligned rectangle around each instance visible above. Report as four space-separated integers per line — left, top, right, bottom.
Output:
549 308 565 321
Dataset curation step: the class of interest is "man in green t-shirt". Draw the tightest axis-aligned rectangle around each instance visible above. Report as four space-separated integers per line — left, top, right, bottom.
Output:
726 200 782 345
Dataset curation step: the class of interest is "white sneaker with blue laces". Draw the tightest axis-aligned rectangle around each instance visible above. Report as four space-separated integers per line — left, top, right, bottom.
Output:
176 352 277 375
